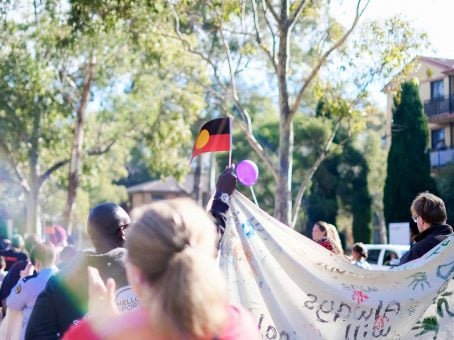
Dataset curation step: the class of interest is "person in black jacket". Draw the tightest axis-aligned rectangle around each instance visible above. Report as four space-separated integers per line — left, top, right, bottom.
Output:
209 165 237 242
25 203 137 339
400 192 453 265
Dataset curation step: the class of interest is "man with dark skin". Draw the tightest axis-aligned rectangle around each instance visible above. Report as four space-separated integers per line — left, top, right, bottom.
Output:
25 203 137 339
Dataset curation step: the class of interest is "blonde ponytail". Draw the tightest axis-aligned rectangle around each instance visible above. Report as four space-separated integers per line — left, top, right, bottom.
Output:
127 198 228 339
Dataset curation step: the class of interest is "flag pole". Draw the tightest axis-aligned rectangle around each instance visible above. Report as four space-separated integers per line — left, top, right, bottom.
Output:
228 117 233 167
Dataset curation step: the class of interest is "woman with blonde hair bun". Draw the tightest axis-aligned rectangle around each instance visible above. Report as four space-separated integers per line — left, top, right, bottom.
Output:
63 198 260 340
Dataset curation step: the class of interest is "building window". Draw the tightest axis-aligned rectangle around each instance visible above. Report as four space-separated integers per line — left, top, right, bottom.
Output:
450 76 454 95
151 193 165 201
431 128 446 150
431 80 444 100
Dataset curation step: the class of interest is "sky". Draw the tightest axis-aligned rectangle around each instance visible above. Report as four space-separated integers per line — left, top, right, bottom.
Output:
339 0 454 57
334 0 454 107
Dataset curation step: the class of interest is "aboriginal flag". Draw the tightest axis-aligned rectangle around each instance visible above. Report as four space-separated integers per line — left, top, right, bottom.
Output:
191 117 231 160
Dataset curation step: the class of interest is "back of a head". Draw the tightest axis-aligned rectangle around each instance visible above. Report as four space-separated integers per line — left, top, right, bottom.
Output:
31 242 56 268
411 192 447 225
11 234 24 250
127 197 227 338
352 242 367 259
60 245 78 263
87 203 131 253
25 234 42 254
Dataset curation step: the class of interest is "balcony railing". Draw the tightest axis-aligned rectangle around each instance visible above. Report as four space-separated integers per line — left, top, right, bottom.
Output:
430 148 454 167
424 96 454 117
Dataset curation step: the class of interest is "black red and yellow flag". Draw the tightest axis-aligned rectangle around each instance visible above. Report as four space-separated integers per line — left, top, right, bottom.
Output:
191 117 231 160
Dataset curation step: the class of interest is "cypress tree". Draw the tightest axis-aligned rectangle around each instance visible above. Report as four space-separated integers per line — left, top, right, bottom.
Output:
383 81 437 227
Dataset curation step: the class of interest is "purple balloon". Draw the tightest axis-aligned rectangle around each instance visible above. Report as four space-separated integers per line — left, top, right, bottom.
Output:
236 160 259 186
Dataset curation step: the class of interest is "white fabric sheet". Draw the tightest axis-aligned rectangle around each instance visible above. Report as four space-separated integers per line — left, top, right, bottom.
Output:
219 192 454 340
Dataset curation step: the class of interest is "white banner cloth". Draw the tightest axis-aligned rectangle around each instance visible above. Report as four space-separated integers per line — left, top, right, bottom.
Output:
219 192 454 340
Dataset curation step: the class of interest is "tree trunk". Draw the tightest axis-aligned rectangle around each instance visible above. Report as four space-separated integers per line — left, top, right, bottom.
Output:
275 118 293 225
26 183 40 235
26 107 42 235
274 2 292 225
62 59 95 234
374 211 388 244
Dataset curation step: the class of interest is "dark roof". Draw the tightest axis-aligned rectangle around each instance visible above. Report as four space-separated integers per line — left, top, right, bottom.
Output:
127 174 194 194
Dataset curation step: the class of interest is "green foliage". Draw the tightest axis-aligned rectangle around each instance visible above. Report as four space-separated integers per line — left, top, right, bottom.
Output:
306 155 340 230
0 23 71 153
307 142 372 243
384 81 437 226
362 127 388 242
338 143 372 243
0 0 432 231
216 92 372 240
336 16 429 99
0 2 208 231
65 0 430 229
434 164 454 225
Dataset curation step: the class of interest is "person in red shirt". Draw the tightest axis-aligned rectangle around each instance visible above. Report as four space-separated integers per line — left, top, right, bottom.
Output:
63 197 260 340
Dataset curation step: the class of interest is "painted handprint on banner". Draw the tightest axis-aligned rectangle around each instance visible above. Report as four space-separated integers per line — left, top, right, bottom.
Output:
407 272 431 291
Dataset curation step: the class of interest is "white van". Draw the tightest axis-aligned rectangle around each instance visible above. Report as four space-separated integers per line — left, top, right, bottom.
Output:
363 244 410 270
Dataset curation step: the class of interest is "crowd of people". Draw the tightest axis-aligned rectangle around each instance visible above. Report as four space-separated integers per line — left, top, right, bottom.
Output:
0 167 260 340
0 166 451 339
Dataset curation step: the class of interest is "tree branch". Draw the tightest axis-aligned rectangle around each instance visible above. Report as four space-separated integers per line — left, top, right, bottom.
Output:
38 159 70 188
36 139 116 189
264 0 279 22
288 0 307 28
235 115 279 182
291 116 345 227
168 3 278 179
163 8 229 94
218 20 279 180
0 140 30 192
219 28 239 101
203 84 279 181
87 139 116 156
251 0 278 73
261 0 277 61
289 0 370 120
58 69 79 105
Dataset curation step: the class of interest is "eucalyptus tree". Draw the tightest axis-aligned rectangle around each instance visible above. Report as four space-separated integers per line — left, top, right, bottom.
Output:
164 0 428 227
0 13 73 234
65 0 428 227
0 1 208 233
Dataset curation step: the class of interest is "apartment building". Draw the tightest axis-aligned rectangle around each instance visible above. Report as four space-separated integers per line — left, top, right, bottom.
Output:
384 56 454 167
